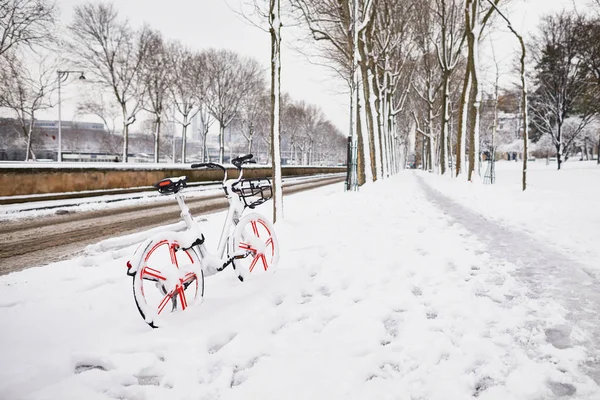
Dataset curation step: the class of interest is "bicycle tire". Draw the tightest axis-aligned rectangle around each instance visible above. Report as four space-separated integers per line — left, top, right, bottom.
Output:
131 235 204 328
231 212 279 281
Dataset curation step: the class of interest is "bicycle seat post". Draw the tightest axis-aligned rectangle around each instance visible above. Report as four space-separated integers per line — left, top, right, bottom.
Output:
175 192 195 229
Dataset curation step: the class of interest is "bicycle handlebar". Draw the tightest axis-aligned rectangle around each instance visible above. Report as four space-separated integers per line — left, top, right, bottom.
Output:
190 162 226 171
190 154 255 189
231 154 254 169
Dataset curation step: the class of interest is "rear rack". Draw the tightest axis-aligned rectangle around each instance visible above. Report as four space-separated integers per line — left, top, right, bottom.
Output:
232 178 272 209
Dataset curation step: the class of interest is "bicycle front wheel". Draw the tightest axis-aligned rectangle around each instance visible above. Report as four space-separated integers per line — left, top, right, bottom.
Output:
231 213 279 280
132 236 204 328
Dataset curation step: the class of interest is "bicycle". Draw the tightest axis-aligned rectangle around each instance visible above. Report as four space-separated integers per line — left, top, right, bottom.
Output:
126 154 279 328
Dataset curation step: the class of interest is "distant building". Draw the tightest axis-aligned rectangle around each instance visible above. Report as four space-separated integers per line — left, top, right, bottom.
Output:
34 120 106 131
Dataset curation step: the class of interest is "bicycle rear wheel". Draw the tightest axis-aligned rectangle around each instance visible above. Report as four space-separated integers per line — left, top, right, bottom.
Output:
231 213 279 281
132 237 204 328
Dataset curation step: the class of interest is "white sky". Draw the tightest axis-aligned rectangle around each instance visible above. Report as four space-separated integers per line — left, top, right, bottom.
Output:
48 0 588 135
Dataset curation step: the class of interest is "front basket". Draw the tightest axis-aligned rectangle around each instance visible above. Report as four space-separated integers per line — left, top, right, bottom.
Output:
233 178 273 208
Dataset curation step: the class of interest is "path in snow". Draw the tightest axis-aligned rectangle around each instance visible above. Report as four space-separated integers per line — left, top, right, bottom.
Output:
417 174 600 385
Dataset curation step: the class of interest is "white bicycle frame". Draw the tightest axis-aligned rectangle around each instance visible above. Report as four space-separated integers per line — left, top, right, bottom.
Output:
171 167 249 276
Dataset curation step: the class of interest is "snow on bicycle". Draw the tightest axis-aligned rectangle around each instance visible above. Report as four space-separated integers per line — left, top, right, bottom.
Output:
126 154 279 328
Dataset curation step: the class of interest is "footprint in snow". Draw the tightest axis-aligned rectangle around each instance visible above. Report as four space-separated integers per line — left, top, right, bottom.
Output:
548 381 577 397
74 364 108 374
230 356 264 388
317 286 331 297
136 375 161 386
545 326 572 349
208 333 237 354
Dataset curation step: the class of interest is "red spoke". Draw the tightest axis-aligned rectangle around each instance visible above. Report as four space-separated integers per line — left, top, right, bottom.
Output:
169 244 179 269
143 267 167 281
251 221 260 238
248 254 260 273
157 290 174 314
145 240 169 262
178 285 188 310
261 254 269 271
239 242 257 252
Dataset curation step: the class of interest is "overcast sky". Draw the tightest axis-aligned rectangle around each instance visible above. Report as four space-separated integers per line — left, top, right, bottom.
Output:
53 0 587 135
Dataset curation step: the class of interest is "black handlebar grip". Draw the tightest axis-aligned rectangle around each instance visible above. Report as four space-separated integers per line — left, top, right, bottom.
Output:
191 162 226 171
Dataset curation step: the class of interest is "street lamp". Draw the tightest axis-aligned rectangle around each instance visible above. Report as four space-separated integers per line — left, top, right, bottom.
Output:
57 70 86 162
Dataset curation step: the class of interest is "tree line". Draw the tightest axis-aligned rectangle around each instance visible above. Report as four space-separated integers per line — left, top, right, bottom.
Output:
291 0 600 189
0 0 345 166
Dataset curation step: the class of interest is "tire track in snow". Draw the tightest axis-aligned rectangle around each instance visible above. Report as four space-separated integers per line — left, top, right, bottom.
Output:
417 174 600 385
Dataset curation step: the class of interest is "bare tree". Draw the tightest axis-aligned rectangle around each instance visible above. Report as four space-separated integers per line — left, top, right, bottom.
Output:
203 49 264 163
197 103 213 162
169 43 202 163
237 91 269 154
455 0 499 179
0 0 57 57
487 0 529 189
141 30 172 163
432 0 464 175
0 53 56 160
68 2 150 162
269 0 284 221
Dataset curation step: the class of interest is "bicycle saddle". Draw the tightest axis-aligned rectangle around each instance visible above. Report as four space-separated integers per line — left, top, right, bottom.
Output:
154 176 187 194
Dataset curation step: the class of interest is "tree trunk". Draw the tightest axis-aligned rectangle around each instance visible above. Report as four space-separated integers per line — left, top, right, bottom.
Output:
181 113 189 164
440 72 450 175
25 121 33 162
467 0 481 182
154 116 161 163
427 90 435 173
358 42 378 182
202 127 209 162
597 133 600 164
456 54 472 176
121 104 129 163
270 0 283 222
219 122 225 164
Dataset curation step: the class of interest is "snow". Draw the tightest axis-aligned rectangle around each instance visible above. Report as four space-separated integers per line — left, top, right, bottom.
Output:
420 160 600 278
1 161 599 399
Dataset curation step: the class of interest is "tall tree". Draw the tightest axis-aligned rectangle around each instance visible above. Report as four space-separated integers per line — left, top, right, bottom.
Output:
433 0 464 175
269 0 283 222
487 0 529 189
529 12 599 170
455 0 499 179
141 30 172 163
169 44 201 164
68 2 150 162
203 49 263 163
0 53 56 160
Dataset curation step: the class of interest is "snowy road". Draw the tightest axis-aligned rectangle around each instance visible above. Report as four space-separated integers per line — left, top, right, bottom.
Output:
0 169 598 399
417 175 600 386
0 176 343 275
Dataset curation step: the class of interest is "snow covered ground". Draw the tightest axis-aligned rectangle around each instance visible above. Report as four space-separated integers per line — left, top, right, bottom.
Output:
420 160 600 278
1 161 599 400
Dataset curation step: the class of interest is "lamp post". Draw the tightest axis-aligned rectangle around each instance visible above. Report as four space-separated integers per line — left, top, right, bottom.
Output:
57 70 85 162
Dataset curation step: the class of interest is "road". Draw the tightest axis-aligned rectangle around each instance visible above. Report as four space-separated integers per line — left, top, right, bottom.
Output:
0 176 344 275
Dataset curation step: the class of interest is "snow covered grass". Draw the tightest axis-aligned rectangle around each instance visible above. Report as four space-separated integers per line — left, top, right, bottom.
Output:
1 172 598 399
420 160 600 277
